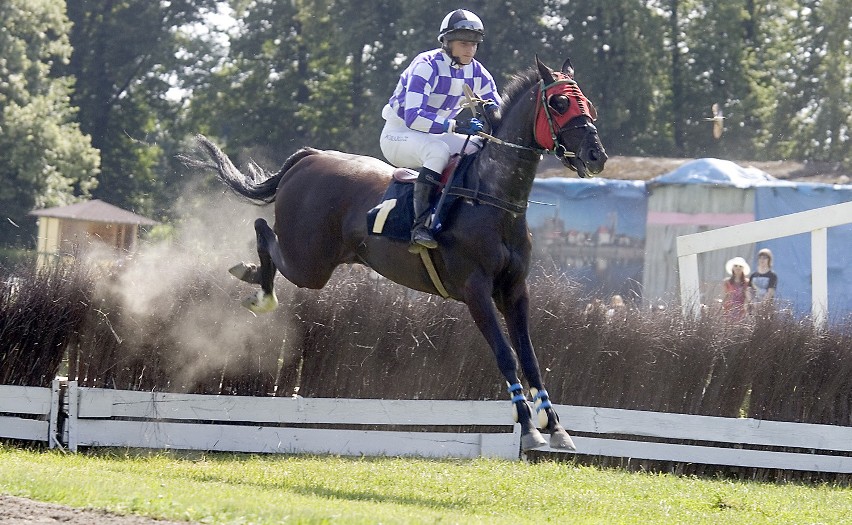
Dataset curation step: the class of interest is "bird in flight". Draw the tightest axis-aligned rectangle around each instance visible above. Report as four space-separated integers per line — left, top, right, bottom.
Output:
704 103 725 139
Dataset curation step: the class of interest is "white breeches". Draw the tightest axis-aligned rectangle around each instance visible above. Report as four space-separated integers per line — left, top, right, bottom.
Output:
379 104 483 173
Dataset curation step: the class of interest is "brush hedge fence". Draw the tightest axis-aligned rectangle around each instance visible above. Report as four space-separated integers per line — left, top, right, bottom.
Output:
3 259 852 429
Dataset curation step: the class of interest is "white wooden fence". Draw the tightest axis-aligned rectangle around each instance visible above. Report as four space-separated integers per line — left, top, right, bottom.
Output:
677 200 852 326
2 382 851 473
64 384 521 459
0 381 61 447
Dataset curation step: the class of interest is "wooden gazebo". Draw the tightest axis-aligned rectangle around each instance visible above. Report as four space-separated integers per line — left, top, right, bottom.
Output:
29 199 157 265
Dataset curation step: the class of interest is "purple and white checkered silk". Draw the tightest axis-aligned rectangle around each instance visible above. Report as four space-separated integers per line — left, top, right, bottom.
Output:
387 49 501 134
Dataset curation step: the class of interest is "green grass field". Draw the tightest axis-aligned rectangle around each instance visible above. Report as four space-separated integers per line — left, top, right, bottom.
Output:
1 445 850 524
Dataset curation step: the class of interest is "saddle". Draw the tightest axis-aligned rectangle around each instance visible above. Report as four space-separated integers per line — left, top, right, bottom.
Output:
367 154 476 242
390 155 461 185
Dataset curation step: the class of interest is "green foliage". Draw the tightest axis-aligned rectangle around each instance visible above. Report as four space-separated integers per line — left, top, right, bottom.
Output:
543 1 669 155
5 0 851 250
187 0 850 167
63 0 218 220
773 0 852 164
0 0 99 247
1 447 850 524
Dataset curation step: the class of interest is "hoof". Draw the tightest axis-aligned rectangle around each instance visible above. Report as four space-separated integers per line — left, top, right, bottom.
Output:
549 426 576 451
521 428 548 451
229 262 260 284
241 290 278 313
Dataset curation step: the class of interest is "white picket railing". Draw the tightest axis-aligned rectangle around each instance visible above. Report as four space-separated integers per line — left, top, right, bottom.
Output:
676 200 852 326
2 383 851 473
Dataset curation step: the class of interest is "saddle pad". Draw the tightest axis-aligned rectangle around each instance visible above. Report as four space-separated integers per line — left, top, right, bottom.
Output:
366 154 477 242
366 181 416 242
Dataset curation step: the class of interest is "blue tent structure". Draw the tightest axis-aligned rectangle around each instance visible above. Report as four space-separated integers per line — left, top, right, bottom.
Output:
755 183 852 320
527 178 647 299
528 158 852 321
648 157 776 188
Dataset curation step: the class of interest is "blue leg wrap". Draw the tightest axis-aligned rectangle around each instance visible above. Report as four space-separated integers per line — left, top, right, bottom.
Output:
532 389 552 412
507 382 525 403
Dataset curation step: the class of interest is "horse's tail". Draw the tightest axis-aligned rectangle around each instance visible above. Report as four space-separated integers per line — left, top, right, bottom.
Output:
184 134 320 205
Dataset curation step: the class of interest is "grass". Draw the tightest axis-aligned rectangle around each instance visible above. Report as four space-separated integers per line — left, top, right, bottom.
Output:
1 445 850 524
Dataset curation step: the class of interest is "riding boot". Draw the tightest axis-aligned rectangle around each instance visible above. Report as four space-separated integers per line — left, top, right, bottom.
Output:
410 168 440 251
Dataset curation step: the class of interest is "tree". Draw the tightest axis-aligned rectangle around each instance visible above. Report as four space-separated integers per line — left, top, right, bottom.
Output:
545 0 668 156
63 0 217 219
769 0 851 164
185 0 850 167
0 0 100 248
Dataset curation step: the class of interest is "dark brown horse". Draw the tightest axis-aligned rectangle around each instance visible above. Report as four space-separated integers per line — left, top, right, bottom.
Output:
187 57 607 451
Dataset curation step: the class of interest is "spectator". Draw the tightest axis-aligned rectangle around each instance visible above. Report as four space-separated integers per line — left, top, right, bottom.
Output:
747 248 778 311
606 294 627 321
722 256 750 320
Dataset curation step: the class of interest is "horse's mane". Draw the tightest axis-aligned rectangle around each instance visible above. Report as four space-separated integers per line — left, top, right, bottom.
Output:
490 68 539 134
499 68 539 112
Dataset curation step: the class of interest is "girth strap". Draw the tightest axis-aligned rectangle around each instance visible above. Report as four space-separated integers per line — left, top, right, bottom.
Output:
416 248 450 298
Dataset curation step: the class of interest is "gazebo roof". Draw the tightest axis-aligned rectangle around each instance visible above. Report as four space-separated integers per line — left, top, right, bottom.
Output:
29 199 157 226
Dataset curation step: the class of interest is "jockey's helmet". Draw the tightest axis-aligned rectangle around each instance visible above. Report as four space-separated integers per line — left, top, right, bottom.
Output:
438 10 485 44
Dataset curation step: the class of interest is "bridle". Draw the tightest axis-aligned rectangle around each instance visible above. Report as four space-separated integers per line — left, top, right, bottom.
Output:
532 75 598 161
466 75 597 162
447 76 601 214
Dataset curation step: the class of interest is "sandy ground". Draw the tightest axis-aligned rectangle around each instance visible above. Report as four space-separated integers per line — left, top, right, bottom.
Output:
0 495 192 525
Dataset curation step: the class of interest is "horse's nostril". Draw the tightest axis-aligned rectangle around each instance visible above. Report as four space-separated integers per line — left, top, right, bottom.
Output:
589 151 599 162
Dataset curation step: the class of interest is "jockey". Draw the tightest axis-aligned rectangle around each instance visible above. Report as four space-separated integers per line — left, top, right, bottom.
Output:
380 9 502 251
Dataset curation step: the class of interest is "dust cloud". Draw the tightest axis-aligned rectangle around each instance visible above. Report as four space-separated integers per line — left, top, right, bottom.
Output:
84 188 296 394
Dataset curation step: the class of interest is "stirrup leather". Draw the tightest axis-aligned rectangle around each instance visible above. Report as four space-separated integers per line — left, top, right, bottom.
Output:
410 245 449 298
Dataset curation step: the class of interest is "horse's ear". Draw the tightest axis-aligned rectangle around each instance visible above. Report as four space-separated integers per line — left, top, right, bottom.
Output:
561 58 575 79
535 54 555 84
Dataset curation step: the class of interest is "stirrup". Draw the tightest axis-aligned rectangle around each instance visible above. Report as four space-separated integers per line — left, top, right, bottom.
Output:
411 227 437 250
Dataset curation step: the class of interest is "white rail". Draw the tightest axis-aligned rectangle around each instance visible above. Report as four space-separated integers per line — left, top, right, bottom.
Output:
0 381 61 447
676 200 852 326
3 383 851 473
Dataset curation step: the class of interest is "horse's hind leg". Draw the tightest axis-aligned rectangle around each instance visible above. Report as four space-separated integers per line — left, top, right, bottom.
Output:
236 218 280 313
229 262 261 284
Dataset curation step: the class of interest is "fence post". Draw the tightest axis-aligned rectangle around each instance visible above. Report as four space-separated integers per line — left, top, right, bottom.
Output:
811 227 828 328
678 253 700 319
65 381 78 452
49 380 61 449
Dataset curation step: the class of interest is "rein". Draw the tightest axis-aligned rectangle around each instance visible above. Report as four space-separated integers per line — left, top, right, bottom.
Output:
453 76 595 214
463 80 589 160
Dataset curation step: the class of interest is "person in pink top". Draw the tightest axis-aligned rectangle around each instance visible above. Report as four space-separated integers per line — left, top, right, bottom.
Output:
722 256 750 320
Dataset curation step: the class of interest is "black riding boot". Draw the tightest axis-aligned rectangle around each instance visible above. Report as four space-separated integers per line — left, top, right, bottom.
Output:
410 168 440 251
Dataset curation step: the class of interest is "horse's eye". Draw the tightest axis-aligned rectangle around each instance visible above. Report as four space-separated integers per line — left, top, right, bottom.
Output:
549 95 571 114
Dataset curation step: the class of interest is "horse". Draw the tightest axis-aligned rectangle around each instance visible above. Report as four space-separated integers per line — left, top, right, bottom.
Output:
185 56 607 451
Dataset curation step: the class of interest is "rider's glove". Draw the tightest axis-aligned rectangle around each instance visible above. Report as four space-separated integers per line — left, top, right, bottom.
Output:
453 117 484 135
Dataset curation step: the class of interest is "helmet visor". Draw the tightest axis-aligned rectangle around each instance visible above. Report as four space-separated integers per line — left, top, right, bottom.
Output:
443 28 484 43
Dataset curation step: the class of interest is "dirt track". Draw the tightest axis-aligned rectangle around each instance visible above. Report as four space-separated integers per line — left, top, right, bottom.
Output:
0 495 191 525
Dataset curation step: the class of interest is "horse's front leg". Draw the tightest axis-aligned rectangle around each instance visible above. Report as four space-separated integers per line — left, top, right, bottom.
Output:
464 274 546 451
499 282 576 451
